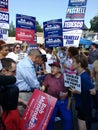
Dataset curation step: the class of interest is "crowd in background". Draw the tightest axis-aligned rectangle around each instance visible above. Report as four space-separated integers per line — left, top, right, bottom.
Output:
0 39 98 130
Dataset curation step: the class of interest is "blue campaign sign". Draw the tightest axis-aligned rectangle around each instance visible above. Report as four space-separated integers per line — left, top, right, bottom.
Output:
43 19 63 48
66 7 86 19
0 11 9 29
0 0 8 12
64 20 84 30
16 14 36 30
43 19 62 37
0 28 8 41
45 37 63 48
68 0 87 6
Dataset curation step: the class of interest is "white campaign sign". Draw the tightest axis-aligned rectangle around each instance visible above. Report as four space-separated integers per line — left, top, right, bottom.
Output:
0 12 9 29
64 73 81 92
64 20 84 29
63 29 82 47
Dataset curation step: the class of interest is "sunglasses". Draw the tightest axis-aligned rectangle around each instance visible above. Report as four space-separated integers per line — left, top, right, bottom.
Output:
16 46 20 49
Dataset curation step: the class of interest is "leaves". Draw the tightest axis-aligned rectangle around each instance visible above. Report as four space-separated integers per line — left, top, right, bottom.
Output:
90 14 98 32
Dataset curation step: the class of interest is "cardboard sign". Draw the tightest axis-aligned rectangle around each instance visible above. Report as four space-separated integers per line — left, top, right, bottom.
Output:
0 11 9 29
64 73 81 92
20 89 57 130
63 28 82 47
16 14 36 30
0 0 8 12
16 28 35 43
64 20 84 29
66 7 86 19
43 19 63 48
0 29 8 41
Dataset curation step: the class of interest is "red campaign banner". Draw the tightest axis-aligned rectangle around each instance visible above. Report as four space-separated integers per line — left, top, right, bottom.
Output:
16 28 35 44
20 89 57 130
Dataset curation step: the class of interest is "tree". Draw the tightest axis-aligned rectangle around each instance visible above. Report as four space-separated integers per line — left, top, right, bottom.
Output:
8 21 15 37
36 21 43 32
8 20 43 37
90 14 98 32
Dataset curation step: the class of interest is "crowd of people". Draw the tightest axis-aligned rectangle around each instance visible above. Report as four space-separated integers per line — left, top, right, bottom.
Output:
0 39 98 130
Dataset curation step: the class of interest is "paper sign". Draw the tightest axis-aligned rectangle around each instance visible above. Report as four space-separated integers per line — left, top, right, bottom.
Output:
63 28 82 47
16 28 35 43
66 7 86 19
0 11 9 29
0 0 8 12
43 19 63 48
64 73 81 92
20 89 57 130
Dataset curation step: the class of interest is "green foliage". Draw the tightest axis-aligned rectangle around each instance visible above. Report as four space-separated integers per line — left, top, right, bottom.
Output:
36 21 43 32
8 21 43 37
90 14 98 32
8 21 15 37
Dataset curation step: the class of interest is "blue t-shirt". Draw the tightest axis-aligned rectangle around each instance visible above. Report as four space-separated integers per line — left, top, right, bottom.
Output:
74 71 94 109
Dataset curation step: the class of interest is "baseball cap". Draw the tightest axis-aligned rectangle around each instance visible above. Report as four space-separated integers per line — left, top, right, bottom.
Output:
49 61 60 68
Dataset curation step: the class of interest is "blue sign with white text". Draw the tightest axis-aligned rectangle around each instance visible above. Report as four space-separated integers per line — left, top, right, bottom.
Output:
43 19 63 48
0 0 8 12
68 0 87 6
45 37 63 48
0 11 9 29
0 28 8 41
16 14 36 30
66 7 86 19
64 20 84 29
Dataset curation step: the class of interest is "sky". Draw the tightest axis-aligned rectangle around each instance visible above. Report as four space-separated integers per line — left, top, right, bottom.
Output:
9 0 98 28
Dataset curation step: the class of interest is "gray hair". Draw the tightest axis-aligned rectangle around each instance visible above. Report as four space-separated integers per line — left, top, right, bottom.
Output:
28 49 41 56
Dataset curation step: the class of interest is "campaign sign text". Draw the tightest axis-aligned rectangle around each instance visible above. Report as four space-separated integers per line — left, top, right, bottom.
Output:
68 0 87 6
64 73 81 92
43 19 63 48
16 28 35 43
63 28 82 47
64 20 84 29
16 14 36 30
20 89 57 130
45 37 63 48
66 7 86 19
0 11 9 29
0 0 8 12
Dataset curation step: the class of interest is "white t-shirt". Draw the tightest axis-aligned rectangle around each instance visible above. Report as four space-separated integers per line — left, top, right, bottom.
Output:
6 52 18 63
45 53 56 73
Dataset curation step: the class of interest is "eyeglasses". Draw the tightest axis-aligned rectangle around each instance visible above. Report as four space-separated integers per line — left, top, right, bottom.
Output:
16 46 20 49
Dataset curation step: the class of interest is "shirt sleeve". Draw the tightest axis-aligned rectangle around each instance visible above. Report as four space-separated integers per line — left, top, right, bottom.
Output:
0 75 16 86
16 65 40 91
81 75 94 90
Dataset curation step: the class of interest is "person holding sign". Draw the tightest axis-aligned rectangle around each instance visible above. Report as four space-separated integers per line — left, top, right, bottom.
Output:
40 61 72 130
16 49 41 117
69 55 96 130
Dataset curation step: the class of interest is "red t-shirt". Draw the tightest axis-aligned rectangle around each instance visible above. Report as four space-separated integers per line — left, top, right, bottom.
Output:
2 109 20 130
43 74 67 98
